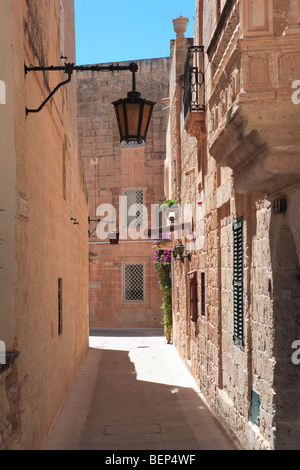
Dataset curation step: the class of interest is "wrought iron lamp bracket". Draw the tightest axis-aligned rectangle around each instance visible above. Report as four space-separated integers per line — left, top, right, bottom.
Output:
88 216 115 238
25 62 138 115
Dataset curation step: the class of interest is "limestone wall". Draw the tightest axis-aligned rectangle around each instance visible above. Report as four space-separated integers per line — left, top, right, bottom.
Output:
77 57 170 328
168 0 300 450
0 0 89 450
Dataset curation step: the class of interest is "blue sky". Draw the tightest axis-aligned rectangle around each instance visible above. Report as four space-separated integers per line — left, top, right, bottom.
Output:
74 0 195 65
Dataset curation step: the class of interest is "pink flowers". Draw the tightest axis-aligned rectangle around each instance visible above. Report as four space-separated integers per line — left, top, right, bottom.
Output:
153 250 171 273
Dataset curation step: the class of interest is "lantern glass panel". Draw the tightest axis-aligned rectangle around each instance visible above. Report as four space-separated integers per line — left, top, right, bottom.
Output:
117 103 126 137
126 102 141 137
140 103 152 137
178 244 184 256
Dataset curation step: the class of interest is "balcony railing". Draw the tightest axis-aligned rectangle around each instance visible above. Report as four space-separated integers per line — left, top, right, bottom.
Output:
183 46 205 120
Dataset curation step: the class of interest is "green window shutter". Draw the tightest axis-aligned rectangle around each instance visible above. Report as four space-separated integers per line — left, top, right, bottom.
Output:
233 217 244 349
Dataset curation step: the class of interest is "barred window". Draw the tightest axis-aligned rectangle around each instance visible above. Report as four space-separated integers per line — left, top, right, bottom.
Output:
183 46 205 120
122 189 144 228
122 263 145 302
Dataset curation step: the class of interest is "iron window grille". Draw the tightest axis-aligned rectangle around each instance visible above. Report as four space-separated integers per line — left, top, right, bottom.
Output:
122 189 145 228
183 45 205 120
233 217 244 349
122 263 145 303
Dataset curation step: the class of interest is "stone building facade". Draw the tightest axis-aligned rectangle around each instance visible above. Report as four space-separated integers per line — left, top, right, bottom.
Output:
77 58 170 328
0 0 89 449
166 0 300 450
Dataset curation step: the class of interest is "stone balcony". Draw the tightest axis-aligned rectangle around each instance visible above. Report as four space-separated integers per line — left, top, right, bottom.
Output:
208 34 300 195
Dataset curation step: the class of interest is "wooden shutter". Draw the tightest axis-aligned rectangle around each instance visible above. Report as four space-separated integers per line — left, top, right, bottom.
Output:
190 274 198 323
233 217 244 348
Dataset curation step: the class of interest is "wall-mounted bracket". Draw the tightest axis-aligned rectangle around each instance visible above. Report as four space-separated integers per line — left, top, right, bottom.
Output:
25 62 138 115
88 216 115 238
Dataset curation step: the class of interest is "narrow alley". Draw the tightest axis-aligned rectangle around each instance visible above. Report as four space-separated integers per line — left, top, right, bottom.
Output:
45 329 237 451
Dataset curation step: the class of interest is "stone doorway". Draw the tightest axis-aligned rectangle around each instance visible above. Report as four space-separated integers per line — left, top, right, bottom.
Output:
273 224 300 449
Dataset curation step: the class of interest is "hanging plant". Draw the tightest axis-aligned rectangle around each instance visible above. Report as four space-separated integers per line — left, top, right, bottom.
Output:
160 198 177 241
153 249 172 343
160 198 177 211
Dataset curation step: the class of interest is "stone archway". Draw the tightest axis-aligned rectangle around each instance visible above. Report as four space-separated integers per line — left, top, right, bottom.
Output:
273 224 300 449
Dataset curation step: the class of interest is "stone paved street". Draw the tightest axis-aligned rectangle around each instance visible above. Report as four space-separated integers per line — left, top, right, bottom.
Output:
45 329 237 451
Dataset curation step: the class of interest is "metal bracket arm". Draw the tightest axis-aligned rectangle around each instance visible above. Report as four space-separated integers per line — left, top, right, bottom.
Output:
25 63 74 114
88 216 115 237
25 62 138 115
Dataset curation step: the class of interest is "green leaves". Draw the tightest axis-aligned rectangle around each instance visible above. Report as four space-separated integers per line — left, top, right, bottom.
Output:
153 249 172 340
160 198 177 211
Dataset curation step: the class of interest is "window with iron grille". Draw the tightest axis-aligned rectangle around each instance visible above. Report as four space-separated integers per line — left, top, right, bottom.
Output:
233 217 244 349
122 189 144 228
122 263 145 302
183 46 205 120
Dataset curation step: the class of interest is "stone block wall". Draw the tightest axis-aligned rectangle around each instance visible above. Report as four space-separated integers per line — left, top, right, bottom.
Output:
167 0 300 450
0 0 89 450
77 57 170 328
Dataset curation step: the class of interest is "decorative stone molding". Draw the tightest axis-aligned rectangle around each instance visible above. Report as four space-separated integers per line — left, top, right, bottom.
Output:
184 112 206 140
208 36 300 195
284 0 300 35
240 0 274 37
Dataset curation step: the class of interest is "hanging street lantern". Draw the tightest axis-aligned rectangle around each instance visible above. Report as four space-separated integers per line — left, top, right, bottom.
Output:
24 61 155 144
112 63 156 143
109 231 120 246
